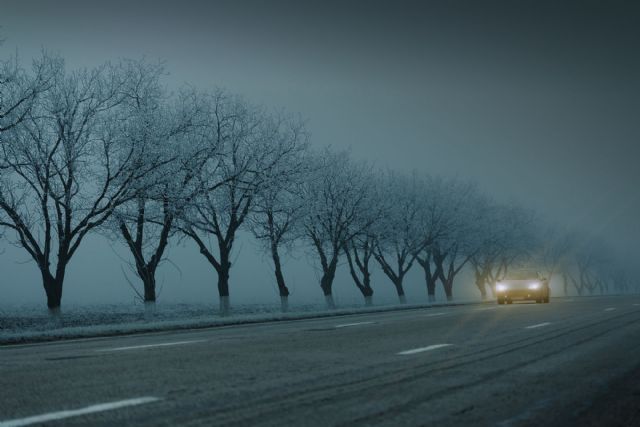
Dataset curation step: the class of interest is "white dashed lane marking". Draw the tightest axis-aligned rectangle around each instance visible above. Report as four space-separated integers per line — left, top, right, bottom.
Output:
96 340 207 352
334 321 375 328
0 397 161 427
424 312 446 317
604 307 616 312
475 306 498 311
525 322 551 329
397 344 452 356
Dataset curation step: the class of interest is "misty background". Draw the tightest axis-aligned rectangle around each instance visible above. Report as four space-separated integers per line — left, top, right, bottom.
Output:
1 0 639 307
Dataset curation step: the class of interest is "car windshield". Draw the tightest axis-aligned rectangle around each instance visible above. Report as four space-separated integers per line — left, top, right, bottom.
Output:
504 270 539 280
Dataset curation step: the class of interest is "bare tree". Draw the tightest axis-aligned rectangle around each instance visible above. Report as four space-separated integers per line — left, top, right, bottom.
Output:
111 69 211 305
373 172 435 304
535 224 578 296
247 114 309 312
300 150 375 309
342 168 386 306
343 232 377 306
180 92 302 315
0 58 161 312
417 179 484 302
566 236 611 296
0 51 61 134
109 59 168 304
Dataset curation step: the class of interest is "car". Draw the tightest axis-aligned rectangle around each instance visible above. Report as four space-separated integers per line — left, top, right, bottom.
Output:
495 270 550 304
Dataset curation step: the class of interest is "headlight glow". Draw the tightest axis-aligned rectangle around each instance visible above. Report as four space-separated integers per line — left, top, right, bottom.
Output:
528 282 541 290
496 283 507 292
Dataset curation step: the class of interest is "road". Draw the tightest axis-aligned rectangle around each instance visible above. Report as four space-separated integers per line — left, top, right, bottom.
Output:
2 296 640 426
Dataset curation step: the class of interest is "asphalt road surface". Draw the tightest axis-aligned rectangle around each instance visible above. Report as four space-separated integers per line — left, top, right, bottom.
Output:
2 295 640 426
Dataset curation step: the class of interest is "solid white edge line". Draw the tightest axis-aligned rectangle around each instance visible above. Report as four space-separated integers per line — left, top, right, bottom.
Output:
397 344 452 356
335 321 375 328
525 322 551 329
96 339 207 352
0 397 161 427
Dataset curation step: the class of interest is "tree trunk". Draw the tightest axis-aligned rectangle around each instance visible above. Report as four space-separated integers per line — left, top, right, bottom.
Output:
41 269 63 312
271 244 290 298
218 257 231 297
219 295 231 316
320 272 334 296
443 279 454 301
320 260 338 309
426 272 437 303
474 267 488 300
393 280 407 304
142 272 157 302
421 262 437 302
45 286 62 310
418 255 439 303
280 295 289 313
361 276 374 306
475 276 487 300
217 254 231 316
352 271 374 306
144 300 156 319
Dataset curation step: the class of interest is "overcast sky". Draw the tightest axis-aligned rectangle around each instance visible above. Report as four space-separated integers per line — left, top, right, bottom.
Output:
1 0 639 307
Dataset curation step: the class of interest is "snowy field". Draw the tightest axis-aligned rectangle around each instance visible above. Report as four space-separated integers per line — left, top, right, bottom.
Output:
0 299 481 344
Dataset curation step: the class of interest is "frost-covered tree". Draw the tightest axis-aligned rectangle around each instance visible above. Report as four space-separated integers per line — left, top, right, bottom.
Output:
534 223 578 296
0 59 163 311
0 51 61 135
416 179 484 302
342 168 386 306
300 150 375 309
110 63 210 304
0 50 60 264
180 92 303 315
343 230 377 306
247 114 309 312
565 236 611 296
373 172 434 304
434 195 487 302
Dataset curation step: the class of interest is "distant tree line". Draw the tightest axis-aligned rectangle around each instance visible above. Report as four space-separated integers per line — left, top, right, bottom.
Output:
1 52 637 315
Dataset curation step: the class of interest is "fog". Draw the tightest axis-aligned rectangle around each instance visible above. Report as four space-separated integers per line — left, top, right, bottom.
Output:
1 0 639 307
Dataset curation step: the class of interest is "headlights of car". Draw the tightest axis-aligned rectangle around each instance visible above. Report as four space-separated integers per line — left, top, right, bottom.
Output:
496 283 507 292
528 282 541 290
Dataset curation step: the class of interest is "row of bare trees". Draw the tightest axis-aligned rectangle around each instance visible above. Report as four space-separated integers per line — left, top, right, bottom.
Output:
0 53 310 314
1 53 637 314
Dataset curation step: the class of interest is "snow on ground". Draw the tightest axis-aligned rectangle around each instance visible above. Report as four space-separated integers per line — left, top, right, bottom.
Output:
0 299 483 344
